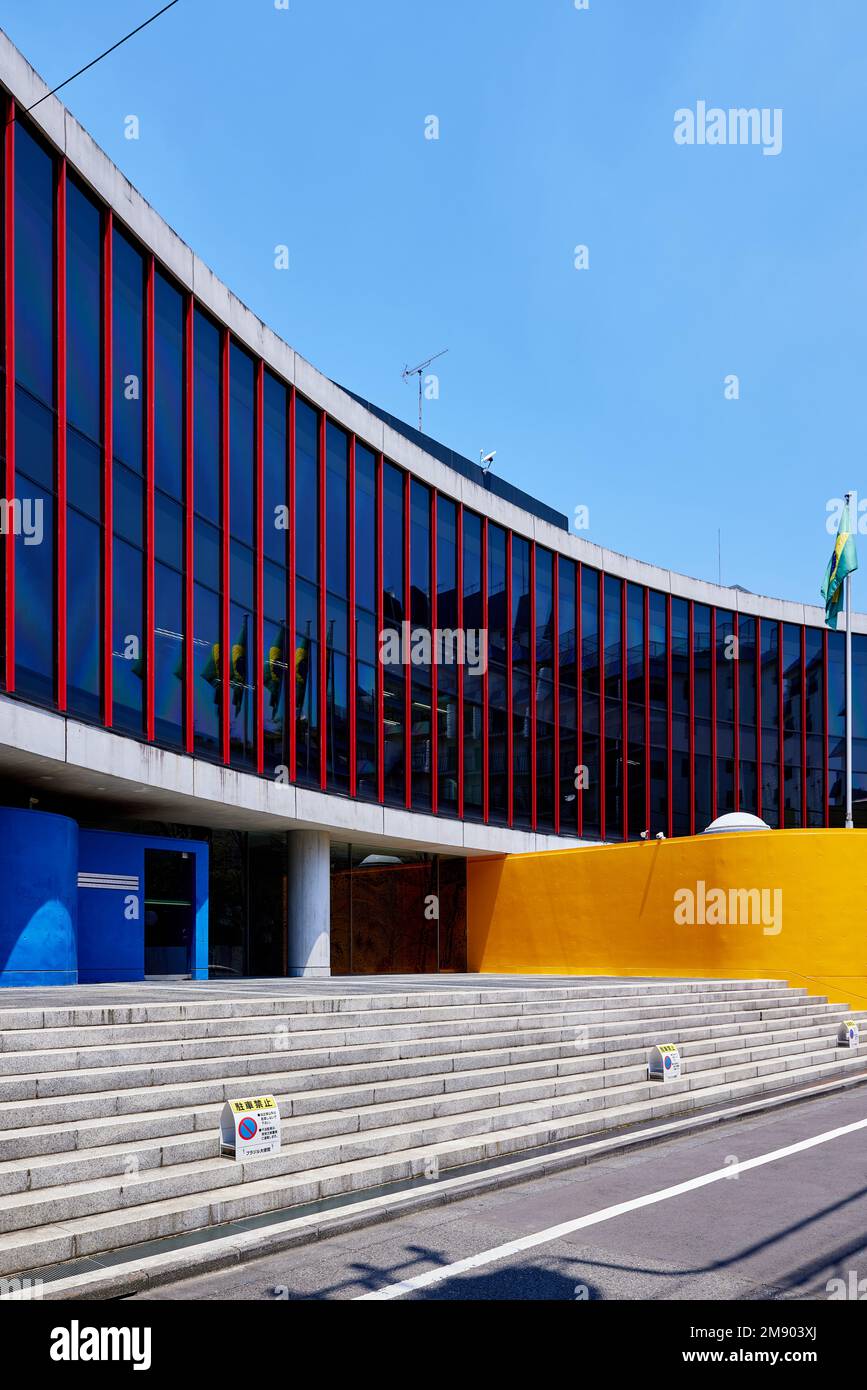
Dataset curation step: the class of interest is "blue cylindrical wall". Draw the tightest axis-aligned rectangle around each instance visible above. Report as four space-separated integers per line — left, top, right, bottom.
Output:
0 808 78 986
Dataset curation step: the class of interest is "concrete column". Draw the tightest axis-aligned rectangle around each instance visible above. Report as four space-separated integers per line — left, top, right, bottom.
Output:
287 830 331 977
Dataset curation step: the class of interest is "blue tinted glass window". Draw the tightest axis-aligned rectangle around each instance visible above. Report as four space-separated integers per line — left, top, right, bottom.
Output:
67 426 101 521
154 272 184 498
535 548 555 831
15 124 54 404
263 371 287 566
193 311 220 522
558 557 577 835
112 536 144 735
580 566 601 838
67 178 101 442
16 386 54 490
382 463 405 805
67 507 101 719
194 581 221 758
112 230 144 471
14 475 54 703
230 343 254 546
295 398 319 584
462 511 483 818
114 461 143 546
355 445 376 615
154 561 183 746
326 423 348 605
155 491 183 570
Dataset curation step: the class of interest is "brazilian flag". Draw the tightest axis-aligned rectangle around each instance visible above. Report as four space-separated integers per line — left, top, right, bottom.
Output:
822 501 859 630
264 621 286 720
231 615 248 717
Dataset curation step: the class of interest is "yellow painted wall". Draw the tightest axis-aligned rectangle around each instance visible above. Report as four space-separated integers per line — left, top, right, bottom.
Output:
467 829 867 1007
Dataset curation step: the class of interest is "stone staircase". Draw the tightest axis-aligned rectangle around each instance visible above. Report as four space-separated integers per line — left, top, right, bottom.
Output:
0 977 865 1282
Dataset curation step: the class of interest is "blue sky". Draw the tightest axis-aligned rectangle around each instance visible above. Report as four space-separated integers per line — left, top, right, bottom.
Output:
4 0 865 606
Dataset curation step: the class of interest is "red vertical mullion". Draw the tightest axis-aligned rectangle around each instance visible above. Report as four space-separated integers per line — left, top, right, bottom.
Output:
800 624 808 827
529 543 537 830
287 387 296 780
55 156 67 710
430 491 438 816
598 569 606 840
254 359 264 775
144 255 155 741
552 557 560 835
403 470 411 809
755 618 763 822
220 330 230 763
456 504 464 819
506 532 513 827
710 607 718 822
183 297 194 753
4 102 14 691
482 518 489 823
822 627 829 827
688 599 695 835
777 619 784 828
621 579 628 842
375 452 384 804
733 612 740 811
318 411 327 791
348 435 356 798
576 563 583 839
102 210 113 724
644 587 650 834
666 593 673 839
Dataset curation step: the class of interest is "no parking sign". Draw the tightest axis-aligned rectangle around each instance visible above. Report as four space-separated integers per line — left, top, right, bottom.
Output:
648 1043 682 1082
838 1020 860 1049
220 1096 281 1161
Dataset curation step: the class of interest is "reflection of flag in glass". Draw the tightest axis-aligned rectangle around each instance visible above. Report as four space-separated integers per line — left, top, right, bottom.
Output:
264 621 286 720
201 640 221 704
295 629 311 711
231 615 248 717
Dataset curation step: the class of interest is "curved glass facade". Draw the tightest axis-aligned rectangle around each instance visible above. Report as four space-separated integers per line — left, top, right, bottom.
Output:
2 99 866 836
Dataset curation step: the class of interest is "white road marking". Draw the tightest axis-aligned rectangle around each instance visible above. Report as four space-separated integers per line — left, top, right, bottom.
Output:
355 1113 867 1300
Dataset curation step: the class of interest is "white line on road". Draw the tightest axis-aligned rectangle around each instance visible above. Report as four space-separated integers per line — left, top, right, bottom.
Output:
355 1113 867 1300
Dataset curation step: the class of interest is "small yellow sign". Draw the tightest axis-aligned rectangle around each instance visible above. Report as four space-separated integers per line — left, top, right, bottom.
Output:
229 1096 276 1114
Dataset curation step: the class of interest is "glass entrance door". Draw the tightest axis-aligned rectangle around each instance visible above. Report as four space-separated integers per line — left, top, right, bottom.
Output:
144 849 195 976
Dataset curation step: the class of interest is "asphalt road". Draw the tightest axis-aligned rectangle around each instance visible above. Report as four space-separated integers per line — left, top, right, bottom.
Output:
132 1088 867 1302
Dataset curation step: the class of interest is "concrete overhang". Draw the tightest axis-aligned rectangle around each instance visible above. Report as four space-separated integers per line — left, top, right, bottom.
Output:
0 696 588 858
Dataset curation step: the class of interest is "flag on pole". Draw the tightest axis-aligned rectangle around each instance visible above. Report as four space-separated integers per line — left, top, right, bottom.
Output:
822 501 858 629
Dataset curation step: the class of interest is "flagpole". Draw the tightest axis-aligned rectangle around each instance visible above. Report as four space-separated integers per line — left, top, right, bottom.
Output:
845 490 854 828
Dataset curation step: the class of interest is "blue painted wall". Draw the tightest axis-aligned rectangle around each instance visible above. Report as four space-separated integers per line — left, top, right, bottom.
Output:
78 830 209 983
0 808 78 986
0 808 209 986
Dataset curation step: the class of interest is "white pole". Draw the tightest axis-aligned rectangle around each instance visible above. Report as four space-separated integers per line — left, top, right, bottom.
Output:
845 490 854 829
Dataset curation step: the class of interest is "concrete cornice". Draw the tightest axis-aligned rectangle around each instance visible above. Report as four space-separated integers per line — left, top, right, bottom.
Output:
1 28 863 635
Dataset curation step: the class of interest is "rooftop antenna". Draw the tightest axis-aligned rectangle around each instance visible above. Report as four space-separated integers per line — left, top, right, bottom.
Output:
717 528 722 586
402 348 448 433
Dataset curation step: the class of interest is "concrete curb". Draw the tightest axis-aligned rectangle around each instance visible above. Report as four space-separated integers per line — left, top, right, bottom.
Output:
20 1065 867 1302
